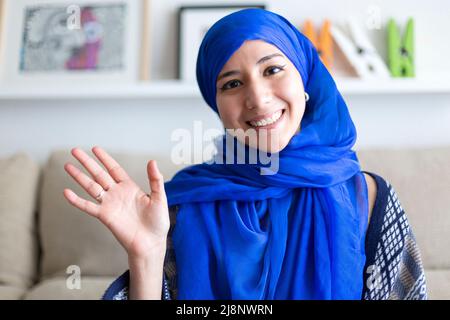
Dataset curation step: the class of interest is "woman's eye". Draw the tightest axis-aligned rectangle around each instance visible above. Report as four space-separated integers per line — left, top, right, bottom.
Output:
219 65 285 91
221 79 242 91
264 65 285 76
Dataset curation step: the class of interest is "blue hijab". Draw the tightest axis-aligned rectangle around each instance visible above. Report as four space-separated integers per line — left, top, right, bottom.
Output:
164 8 369 299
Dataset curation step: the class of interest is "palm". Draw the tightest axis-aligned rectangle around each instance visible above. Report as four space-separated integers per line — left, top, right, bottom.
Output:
63 147 170 258
97 179 169 256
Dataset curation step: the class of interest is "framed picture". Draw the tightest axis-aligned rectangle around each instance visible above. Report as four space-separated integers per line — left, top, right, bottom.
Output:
0 0 148 86
0 0 5 65
177 4 266 82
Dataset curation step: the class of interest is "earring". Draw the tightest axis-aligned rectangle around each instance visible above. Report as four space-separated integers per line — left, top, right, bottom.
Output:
305 92 310 102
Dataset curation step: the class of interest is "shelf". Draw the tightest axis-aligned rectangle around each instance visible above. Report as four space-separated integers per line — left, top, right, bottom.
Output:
0 78 449 100
0 80 201 100
334 77 450 95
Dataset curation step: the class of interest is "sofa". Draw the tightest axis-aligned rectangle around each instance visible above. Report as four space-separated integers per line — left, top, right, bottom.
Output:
0 147 449 299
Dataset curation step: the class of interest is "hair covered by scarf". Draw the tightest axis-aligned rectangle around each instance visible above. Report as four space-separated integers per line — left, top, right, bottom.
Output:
196 9 311 115
164 8 369 299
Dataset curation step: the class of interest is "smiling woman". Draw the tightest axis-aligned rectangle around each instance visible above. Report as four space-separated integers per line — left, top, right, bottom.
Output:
215 40 306 153
67 8 428 300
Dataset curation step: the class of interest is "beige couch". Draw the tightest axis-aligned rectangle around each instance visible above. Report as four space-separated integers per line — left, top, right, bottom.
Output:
1 147 449 300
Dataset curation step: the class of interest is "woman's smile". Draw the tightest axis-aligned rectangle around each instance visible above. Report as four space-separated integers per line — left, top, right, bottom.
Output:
246 108 286 130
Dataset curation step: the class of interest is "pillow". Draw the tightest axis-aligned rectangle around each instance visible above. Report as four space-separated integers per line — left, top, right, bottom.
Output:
0 152 40 288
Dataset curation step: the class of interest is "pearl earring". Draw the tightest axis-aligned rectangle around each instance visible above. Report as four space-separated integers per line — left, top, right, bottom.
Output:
305 92 310 102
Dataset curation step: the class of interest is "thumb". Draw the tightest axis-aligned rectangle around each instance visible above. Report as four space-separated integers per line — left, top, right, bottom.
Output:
147 160 166 202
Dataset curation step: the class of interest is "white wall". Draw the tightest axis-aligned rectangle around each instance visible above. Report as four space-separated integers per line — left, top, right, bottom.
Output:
149 0 450 79
1 0 450 165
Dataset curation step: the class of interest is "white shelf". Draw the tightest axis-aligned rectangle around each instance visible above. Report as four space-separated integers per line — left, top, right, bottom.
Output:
335 77 450 95
0 78 449 100
0 80 201 100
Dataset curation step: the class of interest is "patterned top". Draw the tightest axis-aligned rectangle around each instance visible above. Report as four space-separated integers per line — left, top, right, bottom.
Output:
102 171 427 300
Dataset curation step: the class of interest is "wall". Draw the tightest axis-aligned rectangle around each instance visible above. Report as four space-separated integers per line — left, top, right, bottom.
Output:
1 0 450 165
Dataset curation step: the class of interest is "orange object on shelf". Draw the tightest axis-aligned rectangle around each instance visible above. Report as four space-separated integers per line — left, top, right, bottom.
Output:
302 19 334 71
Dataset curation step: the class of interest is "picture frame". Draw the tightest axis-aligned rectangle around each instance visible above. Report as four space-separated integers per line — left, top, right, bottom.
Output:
0 0 148 86
0 0 5 65
177 4 266 82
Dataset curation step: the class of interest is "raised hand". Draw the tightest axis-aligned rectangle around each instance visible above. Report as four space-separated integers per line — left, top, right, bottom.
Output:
63 147 170 259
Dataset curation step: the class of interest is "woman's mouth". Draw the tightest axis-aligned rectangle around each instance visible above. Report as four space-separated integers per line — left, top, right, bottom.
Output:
246 109 286 129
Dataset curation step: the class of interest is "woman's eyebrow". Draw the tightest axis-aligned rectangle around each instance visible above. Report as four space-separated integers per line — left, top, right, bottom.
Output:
216 53 284 82
256 53 284 65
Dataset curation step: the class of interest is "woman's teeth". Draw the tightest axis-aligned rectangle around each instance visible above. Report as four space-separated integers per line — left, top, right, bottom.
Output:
249 110 283 127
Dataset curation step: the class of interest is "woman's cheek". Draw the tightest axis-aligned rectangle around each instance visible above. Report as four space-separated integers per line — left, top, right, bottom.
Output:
282 75 303 100
224 98 245 129
219 106 239 129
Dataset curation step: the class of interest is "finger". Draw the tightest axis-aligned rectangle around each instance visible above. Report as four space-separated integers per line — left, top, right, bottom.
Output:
147 160 166 202
63 188 101 218
64 162 105 201
91 146 130 183
71 147 116 190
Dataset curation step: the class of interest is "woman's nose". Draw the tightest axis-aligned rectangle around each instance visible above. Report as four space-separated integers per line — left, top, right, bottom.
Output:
245 82 272 110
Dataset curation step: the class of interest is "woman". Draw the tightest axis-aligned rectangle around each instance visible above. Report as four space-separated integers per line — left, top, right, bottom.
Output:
64 8 427 300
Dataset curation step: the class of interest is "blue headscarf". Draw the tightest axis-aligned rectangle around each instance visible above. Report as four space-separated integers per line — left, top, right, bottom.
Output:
164 8 369 299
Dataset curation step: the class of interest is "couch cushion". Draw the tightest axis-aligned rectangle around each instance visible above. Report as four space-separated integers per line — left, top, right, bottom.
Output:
39 149 186 280
0 152 40 288
23 276 115 300
0 285 27 300
424 269 450 300
357 147 450 270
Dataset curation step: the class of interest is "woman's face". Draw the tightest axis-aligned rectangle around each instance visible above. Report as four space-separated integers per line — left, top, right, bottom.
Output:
215 40 306 153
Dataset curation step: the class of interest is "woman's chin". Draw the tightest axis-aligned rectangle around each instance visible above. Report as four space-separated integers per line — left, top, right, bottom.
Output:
244 135 288 154
227 126 290 154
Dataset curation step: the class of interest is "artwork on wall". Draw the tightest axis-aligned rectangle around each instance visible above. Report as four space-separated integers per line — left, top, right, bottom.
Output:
0 0 5 65
0 0 150 85
20 4 126 72
177 4 266 82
